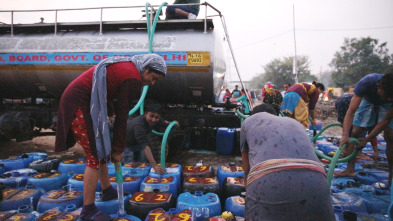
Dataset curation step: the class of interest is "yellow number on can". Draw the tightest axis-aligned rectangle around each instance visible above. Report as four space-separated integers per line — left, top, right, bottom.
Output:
134 193 144 202
149 212 165 221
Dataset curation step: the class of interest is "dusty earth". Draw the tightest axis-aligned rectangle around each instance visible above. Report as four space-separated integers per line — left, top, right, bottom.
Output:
0 101 341 170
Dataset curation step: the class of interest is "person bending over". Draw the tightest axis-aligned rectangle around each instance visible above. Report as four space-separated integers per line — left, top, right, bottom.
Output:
241 103 334 221
335 72 393 180
124 102 172 173
281 82 325 128
55 54 167 220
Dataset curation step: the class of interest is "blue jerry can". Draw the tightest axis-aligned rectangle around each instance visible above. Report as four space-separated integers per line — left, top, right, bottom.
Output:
216 128 235 155
0 187 44 211
149 163 182 190
36 204 82 220
100 176 142 196
355 170 389 185
182 177 220 195
140 176 178 198
0 158 26 172
126 191 176 220
182 164 214 179
225 193 245 217
217 162 244 188
309 122 322 131
58 159 86 175
0 205 40 221
108 162 151 179
177 191 221 221
222 177 246 202
145 208 194 221
330 177 358 193
37 190 83 213
0 164 5 175
359 193 391 214
67 174 101 192
331 192 368 214
27 171 68 192
0 168 37 188
95 193 131 216
373 181 391 195
110 213 141 221
18 152 48 167
315 141 333 155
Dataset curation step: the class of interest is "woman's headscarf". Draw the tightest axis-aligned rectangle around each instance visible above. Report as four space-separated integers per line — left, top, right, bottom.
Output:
262 81 277 100
131 54 167 76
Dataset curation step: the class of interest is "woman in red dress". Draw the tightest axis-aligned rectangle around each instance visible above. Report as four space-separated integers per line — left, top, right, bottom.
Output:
55 54 167 220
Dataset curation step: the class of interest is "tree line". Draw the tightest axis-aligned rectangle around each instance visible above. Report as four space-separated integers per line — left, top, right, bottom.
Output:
248 37 393 91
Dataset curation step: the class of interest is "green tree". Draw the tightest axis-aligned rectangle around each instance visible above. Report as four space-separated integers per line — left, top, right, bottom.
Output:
330 37 392 88
262 56 317 90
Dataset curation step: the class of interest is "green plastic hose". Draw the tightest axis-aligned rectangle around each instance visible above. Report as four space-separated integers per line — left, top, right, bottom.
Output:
160 121 179 169
309 122 360 186
326 137 360 186
236 109 249 125
129 86 149 116
310 123 358 163
128 2 168 117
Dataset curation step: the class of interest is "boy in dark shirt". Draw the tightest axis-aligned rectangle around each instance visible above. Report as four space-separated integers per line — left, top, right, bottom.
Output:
125 103 170 174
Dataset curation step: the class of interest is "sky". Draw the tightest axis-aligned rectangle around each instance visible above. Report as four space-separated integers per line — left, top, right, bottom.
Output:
1 0 393 82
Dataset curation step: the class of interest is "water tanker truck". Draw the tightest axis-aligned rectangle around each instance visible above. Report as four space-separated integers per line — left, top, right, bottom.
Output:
0 3 245 150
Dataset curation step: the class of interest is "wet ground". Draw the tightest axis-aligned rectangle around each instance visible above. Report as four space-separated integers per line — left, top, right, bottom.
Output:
0 101 340 170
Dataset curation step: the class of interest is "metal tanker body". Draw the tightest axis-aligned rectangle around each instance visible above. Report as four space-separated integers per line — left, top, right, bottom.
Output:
0 3 240 147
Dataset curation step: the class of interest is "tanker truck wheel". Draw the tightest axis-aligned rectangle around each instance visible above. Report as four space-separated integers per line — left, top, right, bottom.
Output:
148 134 168 163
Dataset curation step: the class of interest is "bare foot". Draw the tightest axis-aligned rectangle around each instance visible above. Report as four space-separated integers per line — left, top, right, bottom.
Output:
356 153 373 161
333 170 356 178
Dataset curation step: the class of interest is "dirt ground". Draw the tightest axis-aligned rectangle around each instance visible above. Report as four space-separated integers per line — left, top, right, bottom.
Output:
0 101 341 170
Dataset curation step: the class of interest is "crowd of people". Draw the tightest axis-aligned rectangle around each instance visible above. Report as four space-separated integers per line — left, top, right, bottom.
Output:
53 50 393 221
224 70 393 220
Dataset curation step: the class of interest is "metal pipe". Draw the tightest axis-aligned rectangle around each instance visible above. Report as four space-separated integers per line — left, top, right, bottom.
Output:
99 8 103 35
202 2 221 16
203 3 207 34
220 15 253 111
10 11 13 36
54 10 57 36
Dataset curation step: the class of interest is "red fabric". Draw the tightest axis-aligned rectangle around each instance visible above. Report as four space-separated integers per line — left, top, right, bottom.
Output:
370 138 378 147
55 62 142 157
287 83 320 110
72 108 107 168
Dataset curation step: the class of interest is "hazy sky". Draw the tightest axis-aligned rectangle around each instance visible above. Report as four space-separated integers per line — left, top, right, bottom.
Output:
1 0 393 82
